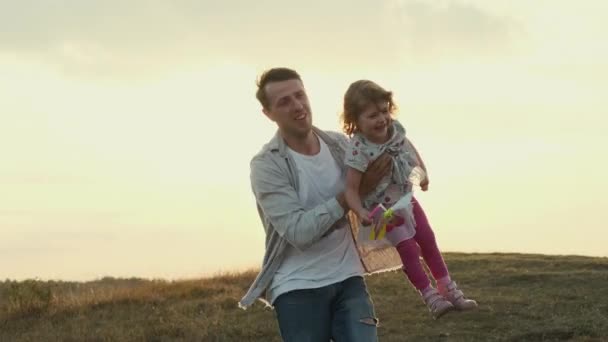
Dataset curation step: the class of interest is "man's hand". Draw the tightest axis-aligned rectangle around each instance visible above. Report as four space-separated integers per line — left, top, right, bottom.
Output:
360 153 392 196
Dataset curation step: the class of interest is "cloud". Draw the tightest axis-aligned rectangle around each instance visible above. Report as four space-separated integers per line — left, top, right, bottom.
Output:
0 0 523 78
0 1 336 75
386 0 521 62
0 1 211 77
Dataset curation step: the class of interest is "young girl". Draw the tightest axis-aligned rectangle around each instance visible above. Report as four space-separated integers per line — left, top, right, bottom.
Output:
342 80 477 319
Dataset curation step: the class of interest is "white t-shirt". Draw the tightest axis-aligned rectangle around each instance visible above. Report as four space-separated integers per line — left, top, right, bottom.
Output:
267 136 364 304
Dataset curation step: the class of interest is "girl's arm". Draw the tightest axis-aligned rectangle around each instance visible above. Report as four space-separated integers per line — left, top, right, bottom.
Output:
406 138 430 191
345 167 372 225
406 137 426 172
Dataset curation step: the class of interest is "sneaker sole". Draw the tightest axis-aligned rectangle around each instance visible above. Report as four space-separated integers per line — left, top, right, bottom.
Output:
433 304 456 320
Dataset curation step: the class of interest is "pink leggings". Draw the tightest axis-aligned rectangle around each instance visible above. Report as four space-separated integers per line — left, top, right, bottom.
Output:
395 197 449 291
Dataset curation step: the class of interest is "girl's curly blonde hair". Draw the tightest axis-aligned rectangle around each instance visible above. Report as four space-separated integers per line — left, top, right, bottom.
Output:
340 80 398 136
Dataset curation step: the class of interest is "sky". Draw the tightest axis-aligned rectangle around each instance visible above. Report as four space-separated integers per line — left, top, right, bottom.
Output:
1 0 607 281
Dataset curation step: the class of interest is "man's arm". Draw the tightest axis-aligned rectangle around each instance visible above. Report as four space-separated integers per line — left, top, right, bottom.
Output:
250 156 345 251
359 153 392 196
336 152 392 207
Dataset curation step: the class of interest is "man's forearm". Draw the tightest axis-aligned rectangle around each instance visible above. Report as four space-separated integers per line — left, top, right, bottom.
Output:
252 158 345 250
336 192 348 211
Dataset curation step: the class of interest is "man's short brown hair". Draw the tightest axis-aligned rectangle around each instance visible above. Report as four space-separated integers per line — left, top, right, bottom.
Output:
256 67 302 110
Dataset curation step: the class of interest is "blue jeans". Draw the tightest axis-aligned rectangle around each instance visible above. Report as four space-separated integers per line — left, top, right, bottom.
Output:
273 276 378 342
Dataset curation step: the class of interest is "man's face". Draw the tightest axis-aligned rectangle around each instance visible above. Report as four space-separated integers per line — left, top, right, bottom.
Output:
262 79 312 139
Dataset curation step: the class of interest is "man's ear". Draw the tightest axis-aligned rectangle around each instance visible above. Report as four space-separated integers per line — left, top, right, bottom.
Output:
262 107 275 122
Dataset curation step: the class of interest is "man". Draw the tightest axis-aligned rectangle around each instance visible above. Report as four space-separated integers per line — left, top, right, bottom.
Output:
239 67 393 341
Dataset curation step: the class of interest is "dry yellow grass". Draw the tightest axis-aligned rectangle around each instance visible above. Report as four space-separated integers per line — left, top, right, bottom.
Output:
1 253 607 341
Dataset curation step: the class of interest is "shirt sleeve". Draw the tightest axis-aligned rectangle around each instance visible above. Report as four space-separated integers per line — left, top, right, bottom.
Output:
344 135 371 172
250 154 345 251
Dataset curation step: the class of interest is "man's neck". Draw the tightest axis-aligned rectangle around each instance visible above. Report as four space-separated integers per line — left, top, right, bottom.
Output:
284 131 320 156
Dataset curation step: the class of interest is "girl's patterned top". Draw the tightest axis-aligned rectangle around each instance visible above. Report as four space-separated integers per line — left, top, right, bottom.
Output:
345 119 419 209
345 119 420 245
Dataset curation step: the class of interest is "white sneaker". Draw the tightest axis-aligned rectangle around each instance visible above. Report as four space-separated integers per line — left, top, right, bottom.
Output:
439 280 478 311
422 288 455 319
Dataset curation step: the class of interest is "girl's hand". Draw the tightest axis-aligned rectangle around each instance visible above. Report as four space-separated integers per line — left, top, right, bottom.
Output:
357 209 372 225
420 176 429 191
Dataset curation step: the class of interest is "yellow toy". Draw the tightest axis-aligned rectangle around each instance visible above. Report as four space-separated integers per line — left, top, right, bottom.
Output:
368 192 413 240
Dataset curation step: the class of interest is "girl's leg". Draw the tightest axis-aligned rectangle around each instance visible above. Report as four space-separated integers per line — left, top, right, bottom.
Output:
411 197 449 282
395 238 430 291
395 238 455 319
412 197 478 310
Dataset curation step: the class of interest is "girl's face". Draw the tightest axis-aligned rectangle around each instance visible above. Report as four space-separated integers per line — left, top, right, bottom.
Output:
356 102 391 144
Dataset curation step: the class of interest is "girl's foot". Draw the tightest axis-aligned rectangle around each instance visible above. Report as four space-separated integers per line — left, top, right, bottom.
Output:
422 288 455 319
439 280 478 311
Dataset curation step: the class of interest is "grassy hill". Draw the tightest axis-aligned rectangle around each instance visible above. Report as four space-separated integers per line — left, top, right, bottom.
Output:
1 253 607 341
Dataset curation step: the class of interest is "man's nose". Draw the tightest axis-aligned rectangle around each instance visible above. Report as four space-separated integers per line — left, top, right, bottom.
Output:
293 98 305 111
